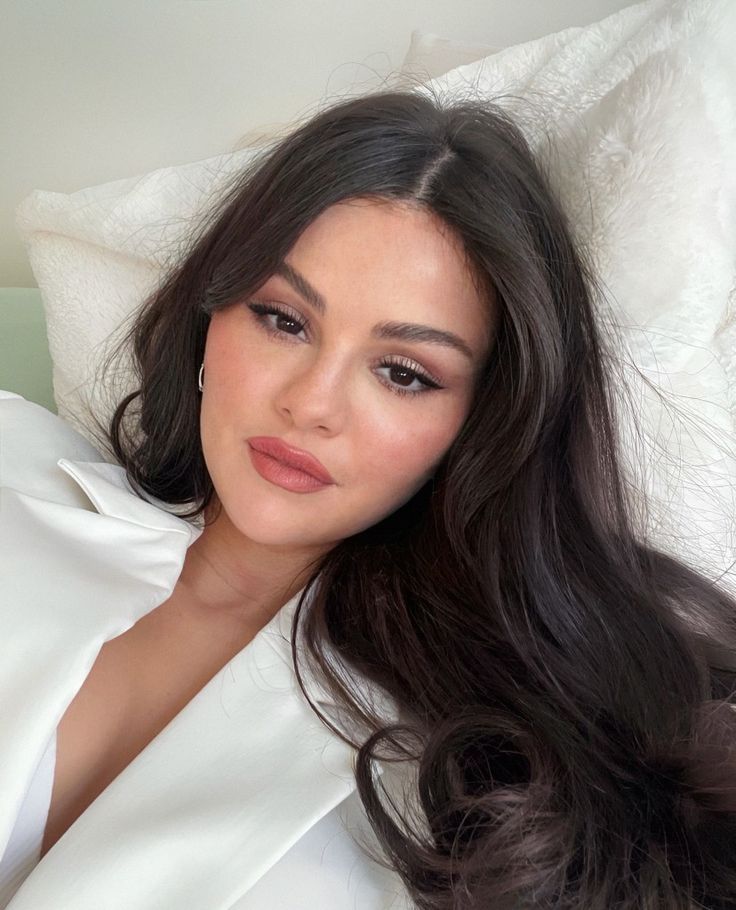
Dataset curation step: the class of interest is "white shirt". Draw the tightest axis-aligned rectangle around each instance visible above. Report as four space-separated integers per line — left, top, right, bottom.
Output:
0 731 56 908
0 389 414 909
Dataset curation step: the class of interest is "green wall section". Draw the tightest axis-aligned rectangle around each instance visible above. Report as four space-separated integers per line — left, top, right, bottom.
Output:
0 288 56 414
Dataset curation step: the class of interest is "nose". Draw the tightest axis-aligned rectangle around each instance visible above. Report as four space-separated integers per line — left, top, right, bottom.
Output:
275 350 348 431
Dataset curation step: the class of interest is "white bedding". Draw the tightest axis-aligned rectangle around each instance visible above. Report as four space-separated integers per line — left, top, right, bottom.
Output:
14 0 736 592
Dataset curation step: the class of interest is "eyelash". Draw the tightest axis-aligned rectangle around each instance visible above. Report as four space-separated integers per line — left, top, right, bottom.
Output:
246 301 444 398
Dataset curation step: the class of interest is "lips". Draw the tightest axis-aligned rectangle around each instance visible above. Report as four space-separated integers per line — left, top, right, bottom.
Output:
247 437 335 484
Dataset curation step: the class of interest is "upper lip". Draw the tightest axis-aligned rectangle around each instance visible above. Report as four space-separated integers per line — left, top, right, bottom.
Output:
247 436 335 484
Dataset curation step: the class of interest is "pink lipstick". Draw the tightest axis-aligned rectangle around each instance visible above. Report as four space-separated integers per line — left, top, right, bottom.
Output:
247 437 335 493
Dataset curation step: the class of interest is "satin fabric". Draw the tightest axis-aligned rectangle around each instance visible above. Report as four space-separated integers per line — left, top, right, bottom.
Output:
0 390 413 909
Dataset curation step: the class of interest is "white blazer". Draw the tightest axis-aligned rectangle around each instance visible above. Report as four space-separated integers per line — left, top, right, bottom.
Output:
0 390 413 909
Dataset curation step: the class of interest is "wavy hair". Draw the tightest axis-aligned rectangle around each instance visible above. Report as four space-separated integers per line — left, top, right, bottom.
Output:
93 87 736 908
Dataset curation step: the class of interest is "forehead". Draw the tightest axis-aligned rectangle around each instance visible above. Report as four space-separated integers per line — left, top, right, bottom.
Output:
283 197 493 349
294 197 469 274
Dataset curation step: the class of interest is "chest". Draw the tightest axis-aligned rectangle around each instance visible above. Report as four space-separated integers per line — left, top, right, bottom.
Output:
38 601 260 860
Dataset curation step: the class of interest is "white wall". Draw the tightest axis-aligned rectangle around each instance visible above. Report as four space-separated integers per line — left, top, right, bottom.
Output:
1 0 637 286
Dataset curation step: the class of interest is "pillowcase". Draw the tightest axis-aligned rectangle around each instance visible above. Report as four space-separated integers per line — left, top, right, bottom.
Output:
15 0 736 591
14 143 268 443
396 30 497 83
406 0 736 591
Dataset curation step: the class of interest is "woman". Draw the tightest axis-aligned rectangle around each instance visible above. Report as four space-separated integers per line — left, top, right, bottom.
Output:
2 87 736 909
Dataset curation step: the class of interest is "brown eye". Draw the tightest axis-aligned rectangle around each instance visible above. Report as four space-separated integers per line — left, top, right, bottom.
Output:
248 300 444 399
375 358 442 398
248 302 308 339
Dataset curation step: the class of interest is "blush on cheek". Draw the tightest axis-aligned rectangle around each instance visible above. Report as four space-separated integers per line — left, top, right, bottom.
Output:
382 459 437 506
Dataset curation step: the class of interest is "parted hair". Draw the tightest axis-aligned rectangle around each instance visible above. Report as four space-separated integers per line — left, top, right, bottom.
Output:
93 87 736 908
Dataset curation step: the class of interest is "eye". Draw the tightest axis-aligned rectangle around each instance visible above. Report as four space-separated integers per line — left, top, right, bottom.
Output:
248 301 307 340
374 358 443 397
247 300 444 398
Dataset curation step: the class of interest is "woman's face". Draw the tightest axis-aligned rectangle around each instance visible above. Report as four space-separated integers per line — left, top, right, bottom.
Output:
200 197 494 552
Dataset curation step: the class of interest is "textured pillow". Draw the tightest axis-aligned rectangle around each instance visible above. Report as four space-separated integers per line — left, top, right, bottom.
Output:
406 0 736 593
14 143 269 441
397 31 497 83
14 0 736 590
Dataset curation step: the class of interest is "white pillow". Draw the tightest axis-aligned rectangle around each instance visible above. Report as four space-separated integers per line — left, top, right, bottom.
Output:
397 30 497 83
408 0 736 592
14 143 269 439
15 0 736 590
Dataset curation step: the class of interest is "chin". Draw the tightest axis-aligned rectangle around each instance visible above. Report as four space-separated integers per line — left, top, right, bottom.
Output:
216 490 326 544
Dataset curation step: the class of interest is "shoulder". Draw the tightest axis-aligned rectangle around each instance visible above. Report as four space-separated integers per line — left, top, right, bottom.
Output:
0 390 106 508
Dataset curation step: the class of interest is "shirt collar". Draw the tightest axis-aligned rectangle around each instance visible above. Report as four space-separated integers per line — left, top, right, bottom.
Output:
54 456 401 724
56 457 204 541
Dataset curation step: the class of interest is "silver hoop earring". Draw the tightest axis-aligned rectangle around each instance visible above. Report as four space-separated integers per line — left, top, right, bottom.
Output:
198 362 204 392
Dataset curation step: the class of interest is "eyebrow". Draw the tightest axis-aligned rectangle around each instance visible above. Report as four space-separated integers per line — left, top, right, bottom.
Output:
273 261 475 361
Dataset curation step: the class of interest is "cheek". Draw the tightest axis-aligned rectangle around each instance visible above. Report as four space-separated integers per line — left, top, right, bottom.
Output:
335 406 458 539
206 319 276 406
358 403 461 487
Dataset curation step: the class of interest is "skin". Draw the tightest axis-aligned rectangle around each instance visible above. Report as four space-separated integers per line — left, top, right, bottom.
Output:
171 196 495 635
39 198 497 860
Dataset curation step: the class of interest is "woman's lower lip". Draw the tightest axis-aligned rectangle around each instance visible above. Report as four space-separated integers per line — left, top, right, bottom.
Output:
247 445 333 493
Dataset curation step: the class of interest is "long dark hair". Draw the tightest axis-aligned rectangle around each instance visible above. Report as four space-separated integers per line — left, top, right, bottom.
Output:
91 87 736 908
